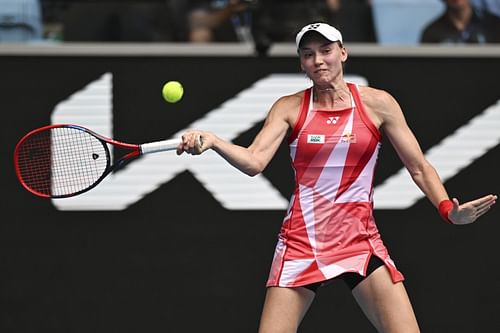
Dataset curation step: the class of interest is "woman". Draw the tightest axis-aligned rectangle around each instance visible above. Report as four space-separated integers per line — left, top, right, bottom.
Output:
178 23 496 333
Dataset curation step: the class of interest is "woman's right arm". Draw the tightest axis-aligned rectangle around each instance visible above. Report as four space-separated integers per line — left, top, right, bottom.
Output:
178 94 299 176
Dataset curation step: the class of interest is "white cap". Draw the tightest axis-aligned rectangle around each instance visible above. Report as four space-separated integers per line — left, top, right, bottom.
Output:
295 23 343 48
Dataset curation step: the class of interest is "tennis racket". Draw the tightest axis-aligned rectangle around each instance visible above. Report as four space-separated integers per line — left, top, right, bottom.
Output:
14 124 181 198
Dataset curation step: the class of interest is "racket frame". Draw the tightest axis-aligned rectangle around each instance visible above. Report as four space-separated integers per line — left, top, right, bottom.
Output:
14 124 179 198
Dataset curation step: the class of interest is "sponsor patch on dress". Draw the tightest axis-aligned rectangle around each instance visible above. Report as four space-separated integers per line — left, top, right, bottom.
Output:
307 134 325 144
339 132 356 143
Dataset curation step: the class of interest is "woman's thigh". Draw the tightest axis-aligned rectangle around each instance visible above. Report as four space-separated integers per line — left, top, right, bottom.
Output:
352 266 421 333
258 286 315 333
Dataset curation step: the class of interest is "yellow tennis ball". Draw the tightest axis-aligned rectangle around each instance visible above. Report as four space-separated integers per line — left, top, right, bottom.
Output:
162 81 184 103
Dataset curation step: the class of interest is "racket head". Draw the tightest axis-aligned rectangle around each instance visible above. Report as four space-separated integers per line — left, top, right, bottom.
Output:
14 124 112 198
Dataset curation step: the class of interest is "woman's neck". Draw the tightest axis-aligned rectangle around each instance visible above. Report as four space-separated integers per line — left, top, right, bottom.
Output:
313 83 351 110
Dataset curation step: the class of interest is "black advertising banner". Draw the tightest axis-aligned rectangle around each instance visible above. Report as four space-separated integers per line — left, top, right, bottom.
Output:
1 49 499 332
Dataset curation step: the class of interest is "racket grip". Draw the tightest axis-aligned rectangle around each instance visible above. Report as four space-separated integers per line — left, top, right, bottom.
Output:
140 139 180 154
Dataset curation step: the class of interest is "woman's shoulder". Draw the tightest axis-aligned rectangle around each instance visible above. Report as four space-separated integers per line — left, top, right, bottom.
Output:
357 85 398 110
267 89 308 126
356 85 403 127
272 89 307 111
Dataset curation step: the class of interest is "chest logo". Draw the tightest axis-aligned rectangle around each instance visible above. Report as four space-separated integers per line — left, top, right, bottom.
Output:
307 134 325 144
340 132 356 143
326 116 340 124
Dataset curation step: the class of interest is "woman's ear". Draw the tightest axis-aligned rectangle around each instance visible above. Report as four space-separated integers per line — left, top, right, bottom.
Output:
340 46 348 63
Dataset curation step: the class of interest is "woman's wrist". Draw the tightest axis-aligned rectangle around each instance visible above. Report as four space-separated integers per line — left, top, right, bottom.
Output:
438 199 454 224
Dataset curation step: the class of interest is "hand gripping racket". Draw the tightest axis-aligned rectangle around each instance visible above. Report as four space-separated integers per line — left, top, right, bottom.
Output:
14 124 180 198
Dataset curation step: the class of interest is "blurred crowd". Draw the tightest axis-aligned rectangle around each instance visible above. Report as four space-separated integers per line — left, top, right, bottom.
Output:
1 0 500 52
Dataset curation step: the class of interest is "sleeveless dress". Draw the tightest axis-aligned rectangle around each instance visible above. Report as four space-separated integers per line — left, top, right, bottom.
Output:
266 83 404 288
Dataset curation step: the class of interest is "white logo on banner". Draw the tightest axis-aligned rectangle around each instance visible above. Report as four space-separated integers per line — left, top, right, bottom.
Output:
51 73 500 210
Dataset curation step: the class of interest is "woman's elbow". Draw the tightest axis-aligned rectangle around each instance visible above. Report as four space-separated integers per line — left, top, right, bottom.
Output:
408 160 435 180
243 161 266 177
245 170 259 177
244 166 263 177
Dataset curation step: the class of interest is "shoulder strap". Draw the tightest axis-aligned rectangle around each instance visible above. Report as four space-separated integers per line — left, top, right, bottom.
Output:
347 83 381 141
288 88 311 144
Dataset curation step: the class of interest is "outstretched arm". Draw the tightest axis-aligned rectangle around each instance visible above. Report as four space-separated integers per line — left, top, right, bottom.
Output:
373 89 496 225
177 95 297 176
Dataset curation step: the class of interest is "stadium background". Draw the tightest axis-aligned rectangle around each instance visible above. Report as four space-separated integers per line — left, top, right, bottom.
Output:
1 46 499 332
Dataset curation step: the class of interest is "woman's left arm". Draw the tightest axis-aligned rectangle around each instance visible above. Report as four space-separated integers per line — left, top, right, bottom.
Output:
374 89 496 225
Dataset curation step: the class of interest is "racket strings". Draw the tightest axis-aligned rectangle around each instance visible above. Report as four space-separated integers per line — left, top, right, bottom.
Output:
16 127 108 196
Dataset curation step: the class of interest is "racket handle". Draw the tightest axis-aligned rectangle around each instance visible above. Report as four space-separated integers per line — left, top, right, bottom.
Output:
140 139 180 154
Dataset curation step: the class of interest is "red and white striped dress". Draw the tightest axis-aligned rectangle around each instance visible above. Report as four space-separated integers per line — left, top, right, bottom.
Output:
267 83 404 288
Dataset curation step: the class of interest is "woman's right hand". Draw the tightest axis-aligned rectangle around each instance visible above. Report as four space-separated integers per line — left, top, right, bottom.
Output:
177 130 213 155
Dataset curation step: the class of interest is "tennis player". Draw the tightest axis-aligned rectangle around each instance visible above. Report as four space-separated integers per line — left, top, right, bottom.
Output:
178 23 497 333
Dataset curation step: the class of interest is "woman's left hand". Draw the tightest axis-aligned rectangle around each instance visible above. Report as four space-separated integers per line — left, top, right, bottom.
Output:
448 194 497 225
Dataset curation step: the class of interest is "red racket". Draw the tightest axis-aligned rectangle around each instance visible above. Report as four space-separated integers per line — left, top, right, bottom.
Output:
14 124 181 198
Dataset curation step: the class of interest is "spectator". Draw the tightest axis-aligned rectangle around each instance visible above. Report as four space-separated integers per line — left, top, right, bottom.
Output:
471 0 500 17
322 0 376 42
420 0 500 43
0 0 43 42
252 0 323 45
252 0 375 55
62 2 183 42
188 0 253 42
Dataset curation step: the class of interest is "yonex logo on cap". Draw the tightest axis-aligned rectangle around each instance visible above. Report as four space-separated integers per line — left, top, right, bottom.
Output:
307 24 321 30
296 22 343 47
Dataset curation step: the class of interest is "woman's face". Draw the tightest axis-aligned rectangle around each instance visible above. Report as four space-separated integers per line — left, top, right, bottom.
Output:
298 34 347 85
